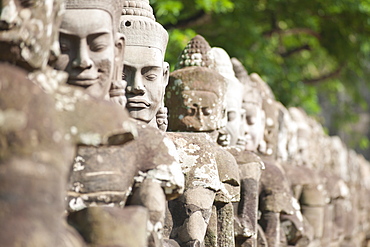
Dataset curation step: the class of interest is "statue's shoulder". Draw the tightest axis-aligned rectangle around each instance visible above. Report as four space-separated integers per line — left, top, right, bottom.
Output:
225 147 264 167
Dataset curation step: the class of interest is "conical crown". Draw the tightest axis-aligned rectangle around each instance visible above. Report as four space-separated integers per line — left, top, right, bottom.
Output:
66 0 122 33
210 47 235 78
119 0 168 55
231 58 250 85
177 35 213 68
249 73 275 100
243 84 263 108
122 0 155 20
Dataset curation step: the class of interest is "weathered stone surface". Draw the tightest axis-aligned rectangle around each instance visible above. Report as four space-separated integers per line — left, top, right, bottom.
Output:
210 47 244 147
0 0 64 70
68 206 148 247
259 159 295 215
119 0 170 129
166 66 227 132
0 63 83 246
165 35 240 246
2 1 370 245
55 0 125 100
226 148 264 241
68 123 184 210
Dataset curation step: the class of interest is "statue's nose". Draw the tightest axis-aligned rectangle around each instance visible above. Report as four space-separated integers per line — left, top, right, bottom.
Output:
0 0 18 30
126 72 146 95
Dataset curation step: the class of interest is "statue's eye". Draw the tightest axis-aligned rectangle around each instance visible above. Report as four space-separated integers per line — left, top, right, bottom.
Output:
187 107 196 116
227 111 236 121
145 74 157 81
202 107 212 116
19 0 37 8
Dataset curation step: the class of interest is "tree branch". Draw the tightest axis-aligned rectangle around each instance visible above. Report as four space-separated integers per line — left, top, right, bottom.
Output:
163 10 211 30
264 28 321 39
279 44 311 57
302 65 345 85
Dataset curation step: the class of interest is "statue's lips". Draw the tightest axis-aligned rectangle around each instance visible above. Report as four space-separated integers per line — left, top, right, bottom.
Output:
68 78 99 87
127 98 150 108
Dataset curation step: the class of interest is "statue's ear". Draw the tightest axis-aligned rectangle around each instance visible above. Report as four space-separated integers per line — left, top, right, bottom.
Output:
261 109 266 136
113 33 126 81
163 61 170 87
115 33 126 57
261 110 266 125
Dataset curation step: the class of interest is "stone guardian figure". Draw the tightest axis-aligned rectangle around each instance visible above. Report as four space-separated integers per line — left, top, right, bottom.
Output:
119 0 170 131
165 35 240 247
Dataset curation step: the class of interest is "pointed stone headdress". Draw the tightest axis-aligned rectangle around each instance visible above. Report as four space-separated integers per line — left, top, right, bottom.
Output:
210 47 236 77
177 35 213 69
166 35 227 131
65 0 122 33
231 58 250 85
171 35 226 97
243 84 263 108
249 73 275 100
119 0 168 55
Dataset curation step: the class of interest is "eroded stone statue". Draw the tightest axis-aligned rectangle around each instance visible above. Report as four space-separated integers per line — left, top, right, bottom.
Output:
210 48 244 147
0 0 133 246
165 35 240 247
0 1 84 246
239 77 300 247
54 0 125 100
119 0 170 130
0 0 63 70
0 63 87 247
206 52 268 247
54 1 184 247
285 107 328 246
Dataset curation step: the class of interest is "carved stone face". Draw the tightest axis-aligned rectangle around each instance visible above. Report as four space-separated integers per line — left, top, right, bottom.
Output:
225 80 244 146
55 9 123 99
289 108 311 166
0 0 62 70
166 67 227 132
242 103 265 152
124 46 168 126
181 90 223 131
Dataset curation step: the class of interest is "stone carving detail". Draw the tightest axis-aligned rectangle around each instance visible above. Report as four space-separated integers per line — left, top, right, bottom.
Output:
119 0 170 130
165 35 240 247
53 2 184 247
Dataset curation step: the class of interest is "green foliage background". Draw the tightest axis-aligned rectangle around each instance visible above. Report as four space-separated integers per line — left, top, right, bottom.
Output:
151 0 370 153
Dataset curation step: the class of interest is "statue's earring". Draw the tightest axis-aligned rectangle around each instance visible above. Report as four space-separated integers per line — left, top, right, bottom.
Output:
109 80 127 107
156 106 168 131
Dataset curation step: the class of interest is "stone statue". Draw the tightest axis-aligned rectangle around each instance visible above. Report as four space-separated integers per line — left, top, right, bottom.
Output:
119 0 170 130
0 1 85 246
53 2 184 247
240 82 266 153
165 35 240 247
287 107 328 246
239 75 301 247
248 73 278 156
210 48 244 147
0 0 132 246
0 1 155 246
275 105 321 246
54 0 125 100
0 0 63 70
207 53 267 247
0 63 87 247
